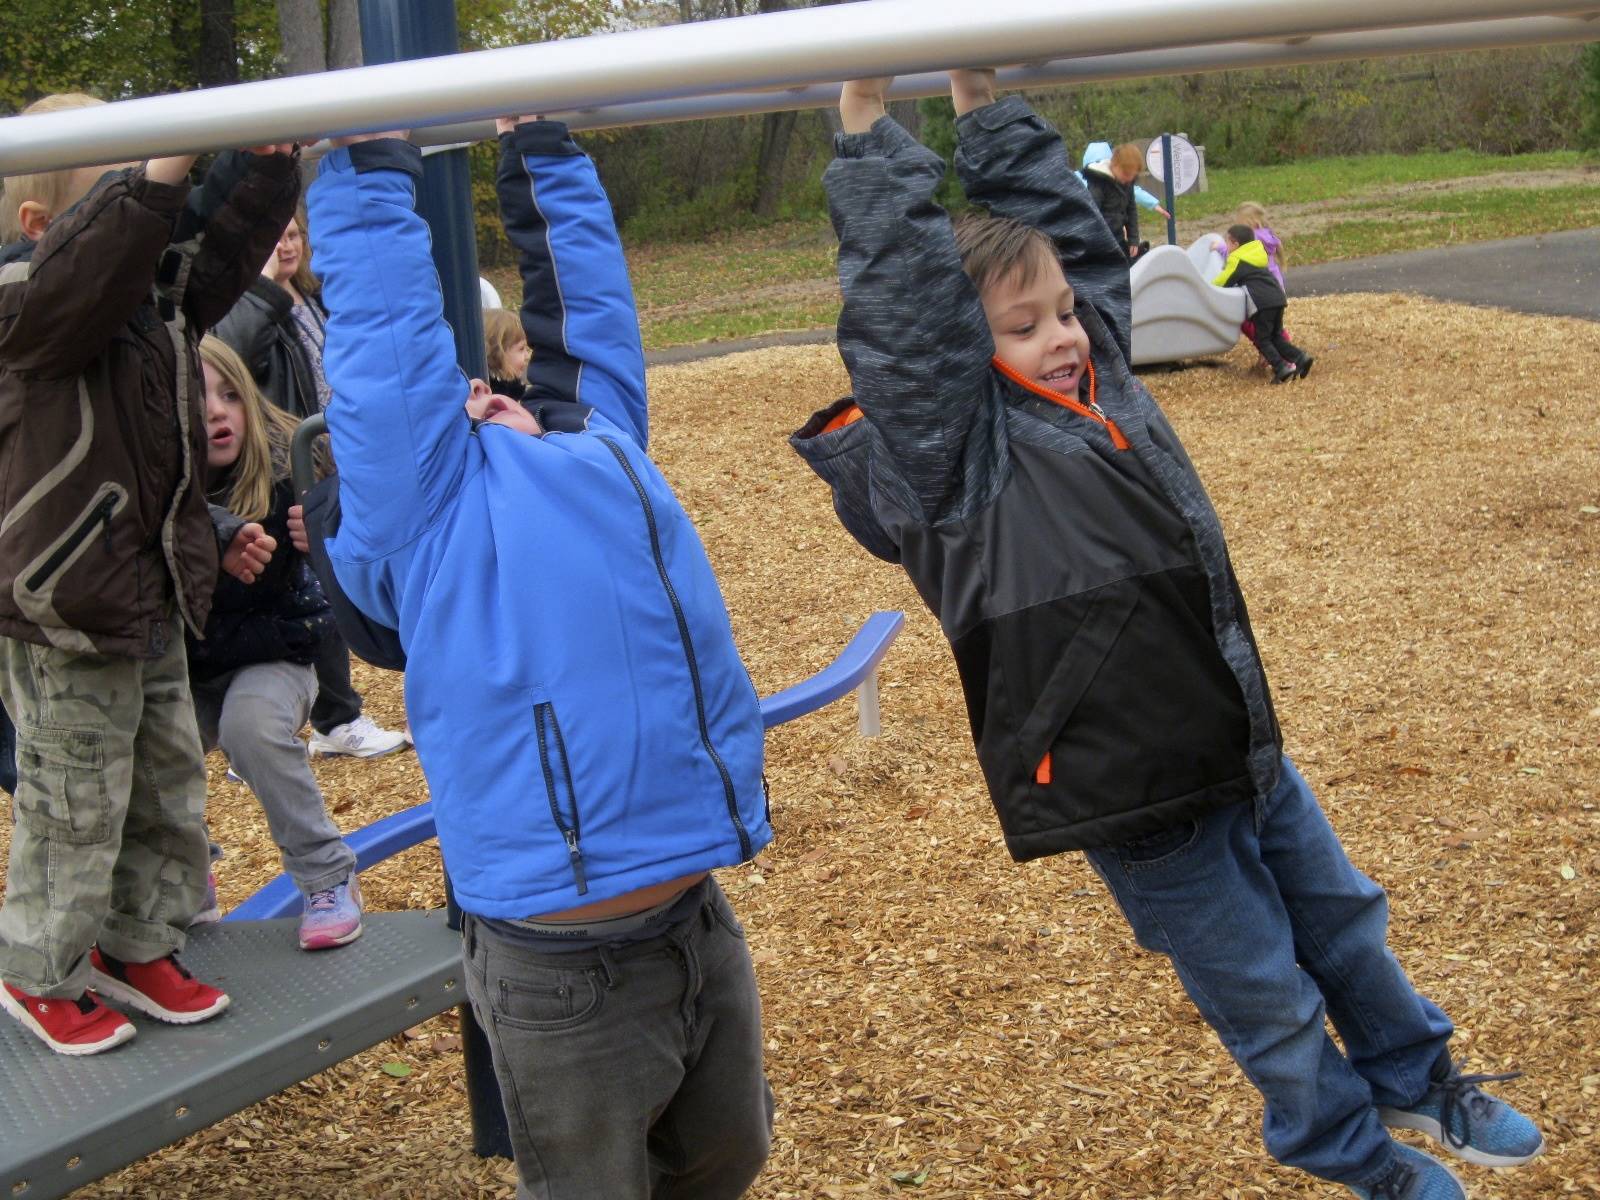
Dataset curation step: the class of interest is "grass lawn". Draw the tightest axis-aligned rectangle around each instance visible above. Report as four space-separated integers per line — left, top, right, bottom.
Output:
481 149 1595 350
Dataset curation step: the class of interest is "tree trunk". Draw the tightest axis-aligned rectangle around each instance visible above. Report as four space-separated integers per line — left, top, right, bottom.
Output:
276 0 327 75
749 0 793 216
753 108 797 217
327 0 363 69
198 0 238 88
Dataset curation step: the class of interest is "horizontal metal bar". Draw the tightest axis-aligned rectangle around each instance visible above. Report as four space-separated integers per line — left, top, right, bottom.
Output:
2 0 1596 173
414 12 1600 146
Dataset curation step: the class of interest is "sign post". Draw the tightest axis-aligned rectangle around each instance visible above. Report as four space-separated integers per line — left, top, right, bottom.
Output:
1145 132 1202 246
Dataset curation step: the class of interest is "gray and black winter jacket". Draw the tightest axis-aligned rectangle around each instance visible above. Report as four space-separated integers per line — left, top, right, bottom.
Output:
790 97 1283 859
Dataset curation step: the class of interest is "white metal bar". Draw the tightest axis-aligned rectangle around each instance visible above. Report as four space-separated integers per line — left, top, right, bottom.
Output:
2 0 1597 173
857 670 883 738
414 13 1600 146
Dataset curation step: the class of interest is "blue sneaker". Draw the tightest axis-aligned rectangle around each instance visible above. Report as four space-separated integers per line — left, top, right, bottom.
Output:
1380 1058 1544 1168
298 877 364 951
1348 1143 1466 1200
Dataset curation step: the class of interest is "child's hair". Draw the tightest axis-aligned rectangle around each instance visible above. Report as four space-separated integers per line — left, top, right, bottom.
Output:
1234 201 1268 228
199 336 302 522
286 204 321 299
482 307 527 379
0 93 107 243
1227 224 1257 248
952 213 1059 299
1110 143 1144 176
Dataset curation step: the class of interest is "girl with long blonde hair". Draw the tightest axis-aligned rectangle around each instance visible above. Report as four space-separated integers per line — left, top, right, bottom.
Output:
192 337 363 951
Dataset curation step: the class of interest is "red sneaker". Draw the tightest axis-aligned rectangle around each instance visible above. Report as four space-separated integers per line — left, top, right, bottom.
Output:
1 980 136 1055
89 949 230 1025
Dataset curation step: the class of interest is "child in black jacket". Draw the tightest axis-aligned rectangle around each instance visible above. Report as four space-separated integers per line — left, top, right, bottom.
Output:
192 336 362 951
790 71 1539 1200
1214 223 1313 382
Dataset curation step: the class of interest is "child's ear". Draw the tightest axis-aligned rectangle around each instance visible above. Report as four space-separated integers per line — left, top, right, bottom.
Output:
17 201 51 241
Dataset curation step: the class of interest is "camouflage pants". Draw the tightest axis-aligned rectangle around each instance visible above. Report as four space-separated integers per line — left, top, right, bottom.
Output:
0 621 210 997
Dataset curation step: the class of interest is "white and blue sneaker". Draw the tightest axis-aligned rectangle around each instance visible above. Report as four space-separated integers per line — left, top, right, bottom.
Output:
1349 1143 1466 1200
1380 1057 1544 1168
307 714 408 759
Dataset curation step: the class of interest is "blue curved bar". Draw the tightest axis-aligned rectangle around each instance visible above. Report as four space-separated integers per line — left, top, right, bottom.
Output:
228 611 905 921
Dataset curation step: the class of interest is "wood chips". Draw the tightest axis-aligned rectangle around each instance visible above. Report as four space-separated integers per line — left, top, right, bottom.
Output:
10 294 1597 1198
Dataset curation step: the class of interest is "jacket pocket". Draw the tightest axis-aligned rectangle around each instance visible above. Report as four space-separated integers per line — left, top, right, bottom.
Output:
974 566 1252 843
533 699 587 896
14 724 112 844
20 482 128 598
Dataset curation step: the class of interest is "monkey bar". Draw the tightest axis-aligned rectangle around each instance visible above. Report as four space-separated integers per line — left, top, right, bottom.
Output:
0 1 1596 172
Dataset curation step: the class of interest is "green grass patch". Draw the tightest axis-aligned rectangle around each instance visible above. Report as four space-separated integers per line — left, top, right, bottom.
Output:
1291 184 1600 264
639 298 841 352
483 150 1591 350
1188 149 1584 219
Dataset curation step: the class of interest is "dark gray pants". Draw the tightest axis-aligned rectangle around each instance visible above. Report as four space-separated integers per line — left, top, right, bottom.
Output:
463 878 773 1200
308 628 362 735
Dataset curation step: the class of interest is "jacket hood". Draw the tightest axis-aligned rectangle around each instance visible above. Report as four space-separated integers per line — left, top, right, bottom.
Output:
1081 141 1113 168
1230 238 1271 269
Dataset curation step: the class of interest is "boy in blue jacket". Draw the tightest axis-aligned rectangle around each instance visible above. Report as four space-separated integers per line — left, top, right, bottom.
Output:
790 71 1541 1200
308 119 773 1199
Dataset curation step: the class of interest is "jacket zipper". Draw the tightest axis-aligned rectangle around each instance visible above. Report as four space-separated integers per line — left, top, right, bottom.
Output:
535 702 587 895
596 435 753 860
24 489 120 593
992 358 1129 450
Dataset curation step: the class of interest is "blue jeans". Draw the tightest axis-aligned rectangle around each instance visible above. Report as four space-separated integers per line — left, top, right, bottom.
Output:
1084 757 1453 1186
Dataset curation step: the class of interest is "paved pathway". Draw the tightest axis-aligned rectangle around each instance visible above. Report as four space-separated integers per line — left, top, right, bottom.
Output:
1281 227 1598 321
644 227 1599 367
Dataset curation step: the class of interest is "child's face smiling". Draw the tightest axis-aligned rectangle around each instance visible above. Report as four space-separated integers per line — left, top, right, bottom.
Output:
980 256 1091 397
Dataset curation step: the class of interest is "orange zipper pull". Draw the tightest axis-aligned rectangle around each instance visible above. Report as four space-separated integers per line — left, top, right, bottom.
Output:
1035 752 1052 785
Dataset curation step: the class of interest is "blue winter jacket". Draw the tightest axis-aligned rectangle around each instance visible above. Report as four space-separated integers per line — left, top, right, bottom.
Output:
306 127 770 918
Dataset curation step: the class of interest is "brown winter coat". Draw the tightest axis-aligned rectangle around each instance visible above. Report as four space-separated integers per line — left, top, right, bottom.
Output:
0 152 300 659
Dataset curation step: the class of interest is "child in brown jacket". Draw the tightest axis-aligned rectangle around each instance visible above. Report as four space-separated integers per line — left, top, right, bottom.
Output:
0 93 299 1055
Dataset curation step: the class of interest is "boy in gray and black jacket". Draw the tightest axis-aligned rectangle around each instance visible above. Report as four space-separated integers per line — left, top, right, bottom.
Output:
790 71 1540 1200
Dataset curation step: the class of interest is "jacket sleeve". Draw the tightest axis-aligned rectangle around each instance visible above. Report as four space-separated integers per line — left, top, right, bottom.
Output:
496 121 648 447
211 287 277 386
307 140 470 553
0 168 188 377
1212 248 1242 288
824 115 1000 526
171 150 301 334
952 96 1133 361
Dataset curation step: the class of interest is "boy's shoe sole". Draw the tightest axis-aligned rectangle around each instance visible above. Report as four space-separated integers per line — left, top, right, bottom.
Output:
89 966 230 1026
0 985 137 1056
306 734 407 760
1378 1107 1545 1168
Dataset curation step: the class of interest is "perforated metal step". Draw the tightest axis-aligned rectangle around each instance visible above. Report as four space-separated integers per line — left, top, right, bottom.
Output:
0 910 463 1200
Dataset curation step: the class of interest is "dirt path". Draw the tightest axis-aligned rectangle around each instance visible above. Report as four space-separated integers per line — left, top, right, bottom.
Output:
1175 165 1599 242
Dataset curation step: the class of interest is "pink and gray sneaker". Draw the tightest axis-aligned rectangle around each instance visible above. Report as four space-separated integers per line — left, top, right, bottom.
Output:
299 876 364 951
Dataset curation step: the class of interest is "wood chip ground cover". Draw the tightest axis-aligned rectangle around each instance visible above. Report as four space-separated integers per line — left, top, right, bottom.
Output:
11 295 1597 1198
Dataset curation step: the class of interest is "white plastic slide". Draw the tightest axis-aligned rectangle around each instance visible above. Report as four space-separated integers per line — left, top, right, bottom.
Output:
1128 236 1253 366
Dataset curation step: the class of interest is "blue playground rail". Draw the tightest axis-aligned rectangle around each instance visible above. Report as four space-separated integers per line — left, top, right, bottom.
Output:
0 611 904 1200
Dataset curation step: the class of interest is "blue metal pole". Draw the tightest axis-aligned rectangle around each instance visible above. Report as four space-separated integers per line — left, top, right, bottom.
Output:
357 0 506 1163
358 0 487 381
1161 131 1176 246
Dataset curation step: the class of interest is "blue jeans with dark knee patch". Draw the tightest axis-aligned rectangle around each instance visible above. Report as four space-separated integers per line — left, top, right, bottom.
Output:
1085 757 1453 1187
